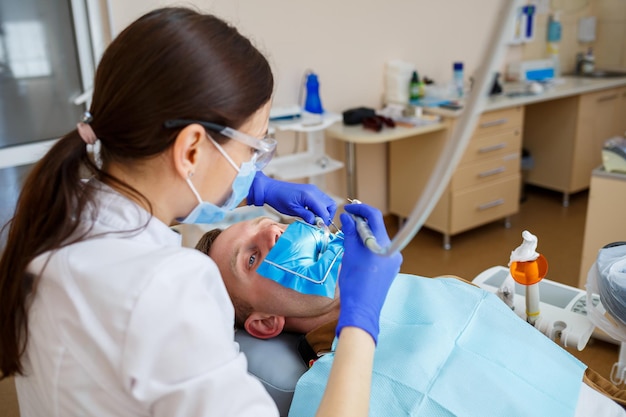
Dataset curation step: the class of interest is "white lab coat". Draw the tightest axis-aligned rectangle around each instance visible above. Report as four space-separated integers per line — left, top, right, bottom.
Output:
15 181 278 417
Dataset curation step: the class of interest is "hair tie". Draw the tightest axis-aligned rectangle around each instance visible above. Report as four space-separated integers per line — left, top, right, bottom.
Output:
77 111 103 169
77 112 98 145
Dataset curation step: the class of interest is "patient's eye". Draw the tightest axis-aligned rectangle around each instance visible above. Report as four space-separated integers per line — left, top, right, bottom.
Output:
248 253 257 268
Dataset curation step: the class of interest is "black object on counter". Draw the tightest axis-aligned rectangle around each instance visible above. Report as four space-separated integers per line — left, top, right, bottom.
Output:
343 107 376 125
490 72 503 95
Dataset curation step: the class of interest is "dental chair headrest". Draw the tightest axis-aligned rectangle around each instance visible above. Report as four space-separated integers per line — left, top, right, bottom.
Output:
235 331 307 416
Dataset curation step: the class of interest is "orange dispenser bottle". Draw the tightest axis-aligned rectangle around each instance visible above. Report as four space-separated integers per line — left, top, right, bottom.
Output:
508 230 549 325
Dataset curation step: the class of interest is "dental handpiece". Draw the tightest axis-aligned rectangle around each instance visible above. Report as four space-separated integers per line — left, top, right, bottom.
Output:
347 199 385 254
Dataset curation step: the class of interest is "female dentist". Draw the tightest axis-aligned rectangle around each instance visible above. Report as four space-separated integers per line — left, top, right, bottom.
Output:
0 7 401 417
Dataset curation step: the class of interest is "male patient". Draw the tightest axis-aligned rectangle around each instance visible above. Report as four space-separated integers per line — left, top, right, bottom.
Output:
197 216 626 417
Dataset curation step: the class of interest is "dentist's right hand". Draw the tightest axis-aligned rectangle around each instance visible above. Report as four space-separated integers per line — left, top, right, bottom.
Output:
336 204 403 344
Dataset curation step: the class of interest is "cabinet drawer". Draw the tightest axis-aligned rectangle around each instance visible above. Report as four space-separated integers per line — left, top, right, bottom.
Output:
450 174 520 234
460 127 522 165
451 154 520 191
473 106 523 138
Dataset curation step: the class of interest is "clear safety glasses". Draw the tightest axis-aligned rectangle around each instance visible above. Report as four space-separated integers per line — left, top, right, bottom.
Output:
164 119 277 170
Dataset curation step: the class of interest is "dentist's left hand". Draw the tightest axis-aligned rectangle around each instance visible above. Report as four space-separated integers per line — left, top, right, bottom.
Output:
247 171 337 225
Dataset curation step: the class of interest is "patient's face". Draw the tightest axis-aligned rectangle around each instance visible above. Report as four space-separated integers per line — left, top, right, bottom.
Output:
209 217 339 320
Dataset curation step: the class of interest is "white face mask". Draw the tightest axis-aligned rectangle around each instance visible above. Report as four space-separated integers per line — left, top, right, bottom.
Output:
177 137 257 225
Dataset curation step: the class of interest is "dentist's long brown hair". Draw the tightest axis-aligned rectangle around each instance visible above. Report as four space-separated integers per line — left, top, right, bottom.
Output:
0 7 273 378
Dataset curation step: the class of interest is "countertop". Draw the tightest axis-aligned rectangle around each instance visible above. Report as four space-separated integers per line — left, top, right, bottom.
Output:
326 120 446 144
429 75 626 117
326 76 626 144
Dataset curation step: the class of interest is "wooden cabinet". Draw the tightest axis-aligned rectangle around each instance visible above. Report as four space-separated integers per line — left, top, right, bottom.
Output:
524 87 624 206
578 169 626 288
389 107 522 249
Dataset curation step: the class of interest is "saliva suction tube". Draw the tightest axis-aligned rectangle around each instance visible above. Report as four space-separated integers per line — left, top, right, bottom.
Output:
347 0 518 257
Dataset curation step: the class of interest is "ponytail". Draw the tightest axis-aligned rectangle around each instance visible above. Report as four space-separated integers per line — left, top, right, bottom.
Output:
0 130 96 378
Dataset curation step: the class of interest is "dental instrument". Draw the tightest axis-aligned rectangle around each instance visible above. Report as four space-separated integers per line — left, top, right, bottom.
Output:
346 199 384 254
314 216 330 256
357 0 519 256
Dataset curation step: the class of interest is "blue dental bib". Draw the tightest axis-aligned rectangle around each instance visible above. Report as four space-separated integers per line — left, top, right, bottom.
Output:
257 220 344 298
290 274 586 416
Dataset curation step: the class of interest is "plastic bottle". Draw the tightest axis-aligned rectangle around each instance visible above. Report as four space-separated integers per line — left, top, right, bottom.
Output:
581 47 595 75
547 12 561 42
304 72 324 114
453 62 464 98
546 12 561 77
409 70 420 102
508 230 549 325
302 72 324 125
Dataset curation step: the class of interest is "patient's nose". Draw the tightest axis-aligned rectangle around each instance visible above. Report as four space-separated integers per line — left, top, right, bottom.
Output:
259 224 283 251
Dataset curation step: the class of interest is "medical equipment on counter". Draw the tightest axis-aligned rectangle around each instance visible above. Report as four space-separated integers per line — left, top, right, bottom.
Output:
586 242 626 384
507 59 555 82
269 105 302 121
473 266 597 351
356 0 519 256
508 230 548 325
602 136 626 174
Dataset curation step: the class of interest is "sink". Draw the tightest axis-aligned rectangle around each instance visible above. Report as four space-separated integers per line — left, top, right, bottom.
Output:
572 69 626 78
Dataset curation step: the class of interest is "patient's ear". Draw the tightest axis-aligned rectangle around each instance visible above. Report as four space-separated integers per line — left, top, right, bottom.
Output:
244 313 286 339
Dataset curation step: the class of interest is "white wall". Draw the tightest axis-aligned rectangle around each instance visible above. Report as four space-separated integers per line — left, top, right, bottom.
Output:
108 0 502 110
105 0 505 212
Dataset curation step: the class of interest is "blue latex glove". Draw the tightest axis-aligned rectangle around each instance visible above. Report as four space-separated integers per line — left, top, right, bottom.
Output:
336 204 403 344
247 171 337 225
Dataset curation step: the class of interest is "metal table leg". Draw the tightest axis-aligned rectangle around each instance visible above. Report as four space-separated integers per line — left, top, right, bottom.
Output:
562 192 570 208
345 141 357 198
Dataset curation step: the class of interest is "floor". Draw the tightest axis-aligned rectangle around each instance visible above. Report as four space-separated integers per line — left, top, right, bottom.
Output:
388 185 622 384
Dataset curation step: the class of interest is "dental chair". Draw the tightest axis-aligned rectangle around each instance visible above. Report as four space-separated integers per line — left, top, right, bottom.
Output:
235 331 307 416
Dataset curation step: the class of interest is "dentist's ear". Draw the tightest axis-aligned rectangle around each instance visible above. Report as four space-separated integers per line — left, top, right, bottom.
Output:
171 124 206 178
244 312 285 339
